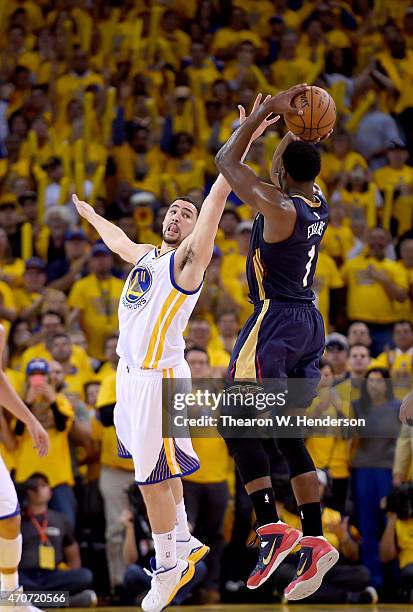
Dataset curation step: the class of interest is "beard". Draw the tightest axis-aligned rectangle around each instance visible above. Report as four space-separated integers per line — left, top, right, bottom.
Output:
162 230 181 245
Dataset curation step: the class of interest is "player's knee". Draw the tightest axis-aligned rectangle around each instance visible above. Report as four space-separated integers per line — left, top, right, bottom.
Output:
0 514 21 539
138 479 171 502
231 439 271 486
276 437 315 478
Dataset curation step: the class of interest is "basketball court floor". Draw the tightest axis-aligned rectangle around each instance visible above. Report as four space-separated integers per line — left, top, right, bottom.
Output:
66 605 411 611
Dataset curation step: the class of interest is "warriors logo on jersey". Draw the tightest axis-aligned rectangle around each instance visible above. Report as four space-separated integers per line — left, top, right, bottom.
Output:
125 266 152 304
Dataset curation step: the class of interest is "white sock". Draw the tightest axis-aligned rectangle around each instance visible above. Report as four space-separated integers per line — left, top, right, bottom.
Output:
152 528 177 570
175 499 191 541
1 571 19 592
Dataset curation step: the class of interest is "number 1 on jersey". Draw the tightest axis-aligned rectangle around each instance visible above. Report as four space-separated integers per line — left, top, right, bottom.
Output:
303 244 316 287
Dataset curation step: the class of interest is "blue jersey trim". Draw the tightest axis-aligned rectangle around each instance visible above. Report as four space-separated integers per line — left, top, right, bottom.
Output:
135 463 200 485
0 503 20 520
169 251 204 295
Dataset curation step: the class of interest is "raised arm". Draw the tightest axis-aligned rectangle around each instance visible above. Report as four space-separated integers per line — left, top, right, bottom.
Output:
174 95 279 292
72 195 153 264
215 84 308 219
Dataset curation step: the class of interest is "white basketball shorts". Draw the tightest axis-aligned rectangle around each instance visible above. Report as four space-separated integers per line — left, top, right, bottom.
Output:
0 453 19 519
114 359 200 484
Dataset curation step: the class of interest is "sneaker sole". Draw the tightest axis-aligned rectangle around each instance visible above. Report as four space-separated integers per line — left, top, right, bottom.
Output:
188 544 210 564
247 531 303 590
164 560 196 609
285 548 339 601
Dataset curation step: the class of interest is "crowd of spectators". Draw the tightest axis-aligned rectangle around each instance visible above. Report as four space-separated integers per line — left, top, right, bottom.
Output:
0 0 413 607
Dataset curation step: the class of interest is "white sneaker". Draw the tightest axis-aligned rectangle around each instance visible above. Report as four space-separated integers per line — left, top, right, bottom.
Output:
141 558 195 612
176 535 210 564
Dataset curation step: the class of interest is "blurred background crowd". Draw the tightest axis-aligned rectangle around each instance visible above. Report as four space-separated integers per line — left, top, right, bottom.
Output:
0 0 413 607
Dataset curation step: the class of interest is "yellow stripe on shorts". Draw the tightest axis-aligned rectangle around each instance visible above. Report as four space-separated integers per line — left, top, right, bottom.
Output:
234 299 270 380
162 368 180 475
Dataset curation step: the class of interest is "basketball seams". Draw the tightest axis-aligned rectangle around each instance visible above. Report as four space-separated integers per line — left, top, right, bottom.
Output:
317 93 330 130
310 86 314 142
285 86 336 140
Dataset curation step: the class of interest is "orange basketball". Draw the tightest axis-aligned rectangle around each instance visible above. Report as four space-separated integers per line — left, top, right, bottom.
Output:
284 86 336 142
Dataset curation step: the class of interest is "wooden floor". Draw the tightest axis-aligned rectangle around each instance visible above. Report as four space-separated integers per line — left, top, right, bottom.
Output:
64 605 412 611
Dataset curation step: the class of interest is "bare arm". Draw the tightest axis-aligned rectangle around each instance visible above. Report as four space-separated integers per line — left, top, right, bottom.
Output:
64 542 81 569
215 85 308 224
270 131 298 188
379 514 398 562
121 509 138 565
174 95 279 291
72 195 153 264
367 266 408 302
0 325 49 456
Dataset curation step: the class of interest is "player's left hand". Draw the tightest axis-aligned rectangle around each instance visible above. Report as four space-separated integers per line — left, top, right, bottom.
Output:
238 93 280 141
27 416 50 457
400 390 413 424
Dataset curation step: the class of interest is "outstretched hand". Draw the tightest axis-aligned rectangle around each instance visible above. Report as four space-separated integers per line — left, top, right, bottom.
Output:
73 194 96 222
238 93 280 141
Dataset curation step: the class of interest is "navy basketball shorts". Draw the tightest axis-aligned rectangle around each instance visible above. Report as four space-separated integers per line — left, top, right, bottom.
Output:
226 299 325 410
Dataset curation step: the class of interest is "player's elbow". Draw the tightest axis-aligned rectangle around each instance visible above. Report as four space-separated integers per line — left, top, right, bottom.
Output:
215 147 231 173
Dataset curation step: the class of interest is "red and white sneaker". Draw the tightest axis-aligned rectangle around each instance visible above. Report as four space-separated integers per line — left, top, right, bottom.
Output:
247 522 302 590
284 535 339 601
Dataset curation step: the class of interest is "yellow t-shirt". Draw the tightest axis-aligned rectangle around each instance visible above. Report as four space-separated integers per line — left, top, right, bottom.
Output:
0 258 25 287
271 57 313 90
68 274 123 360
14 394 74 487
396 518 413 569
322 224 354 262
374 165 413 192
338 186 378 228
314 252 344 330
55 72 104 116
321 151 367 185
281 506 349 549
185 63 220 99
95 361 116 382
393 264 413 322
0 280 16 337
341 256 408 323
112 144 163 196
375 349 413 400
221 252 253 325
93 373 134 471
211 28 263 54
185 438 232 484
305 397 352 479
20 343 91 377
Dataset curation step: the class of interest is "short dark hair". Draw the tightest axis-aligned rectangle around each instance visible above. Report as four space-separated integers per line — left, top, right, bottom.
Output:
349 343 370 354
51 332 70 343
319 357 333 371
173 196 202 215
282 141 321 182
42 310 64 325
184 346 209 361
359 367 394 411
394 320 413 331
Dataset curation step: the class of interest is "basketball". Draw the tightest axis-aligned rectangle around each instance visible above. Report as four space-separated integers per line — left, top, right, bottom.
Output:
285 86 336 142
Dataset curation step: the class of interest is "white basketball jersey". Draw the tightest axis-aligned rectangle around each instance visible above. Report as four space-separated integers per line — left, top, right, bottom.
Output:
117 247 203 370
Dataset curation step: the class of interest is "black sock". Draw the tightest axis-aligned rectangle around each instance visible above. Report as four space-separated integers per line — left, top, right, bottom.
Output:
249 488 279 527
298 502 323 536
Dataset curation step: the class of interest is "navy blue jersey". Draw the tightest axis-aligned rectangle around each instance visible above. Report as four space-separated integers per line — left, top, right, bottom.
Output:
246 192 329 304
